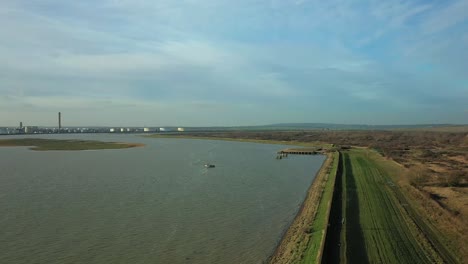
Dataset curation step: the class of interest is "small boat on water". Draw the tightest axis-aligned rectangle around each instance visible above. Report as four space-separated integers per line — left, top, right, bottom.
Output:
204 164 215 168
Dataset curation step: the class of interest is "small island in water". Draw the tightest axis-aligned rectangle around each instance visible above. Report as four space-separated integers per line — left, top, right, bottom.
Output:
0 138 144 151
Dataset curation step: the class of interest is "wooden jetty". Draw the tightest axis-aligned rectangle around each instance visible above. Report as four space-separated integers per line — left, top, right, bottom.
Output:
277 147 322 155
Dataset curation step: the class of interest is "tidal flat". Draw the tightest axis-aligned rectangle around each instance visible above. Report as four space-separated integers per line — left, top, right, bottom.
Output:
0 138 144 151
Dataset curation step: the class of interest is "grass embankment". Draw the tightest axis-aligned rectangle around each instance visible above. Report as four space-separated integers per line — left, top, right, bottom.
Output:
0 138 144 151
269 152 338 264
325 149 459 263
299 151 340 263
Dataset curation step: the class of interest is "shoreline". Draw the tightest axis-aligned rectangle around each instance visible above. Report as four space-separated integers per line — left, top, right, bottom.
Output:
268 152 335 263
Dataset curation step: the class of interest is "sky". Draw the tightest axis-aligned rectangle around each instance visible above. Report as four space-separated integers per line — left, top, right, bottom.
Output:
0 0 467 127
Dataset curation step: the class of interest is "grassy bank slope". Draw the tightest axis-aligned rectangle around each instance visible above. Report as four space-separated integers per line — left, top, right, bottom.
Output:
0 138 144 151
269 152 337 264
337 149 457 263
299 151 339 263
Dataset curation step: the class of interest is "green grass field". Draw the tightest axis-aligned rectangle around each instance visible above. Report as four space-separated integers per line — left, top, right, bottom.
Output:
337 149 452 263
0 138 143 151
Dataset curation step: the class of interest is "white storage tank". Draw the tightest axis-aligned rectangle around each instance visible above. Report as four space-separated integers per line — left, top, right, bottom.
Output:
177 127 185 132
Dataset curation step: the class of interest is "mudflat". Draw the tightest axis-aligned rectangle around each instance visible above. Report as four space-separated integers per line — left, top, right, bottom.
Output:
0 138 144 151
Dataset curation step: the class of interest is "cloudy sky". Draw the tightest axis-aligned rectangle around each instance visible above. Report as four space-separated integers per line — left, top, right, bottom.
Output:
1 0 467 126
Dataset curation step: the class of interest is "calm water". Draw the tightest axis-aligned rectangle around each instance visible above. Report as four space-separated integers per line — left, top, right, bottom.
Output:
0 134 325 264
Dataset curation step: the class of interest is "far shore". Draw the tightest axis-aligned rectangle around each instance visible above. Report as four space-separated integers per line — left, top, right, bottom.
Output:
144 133 333 149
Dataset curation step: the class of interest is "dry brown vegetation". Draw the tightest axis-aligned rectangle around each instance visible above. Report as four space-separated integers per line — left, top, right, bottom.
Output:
182 130 468 259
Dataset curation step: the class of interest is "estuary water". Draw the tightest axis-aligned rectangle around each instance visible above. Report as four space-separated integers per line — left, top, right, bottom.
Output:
0 134 325 264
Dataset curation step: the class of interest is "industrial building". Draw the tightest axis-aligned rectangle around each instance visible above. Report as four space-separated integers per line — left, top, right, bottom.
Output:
25 126 39 134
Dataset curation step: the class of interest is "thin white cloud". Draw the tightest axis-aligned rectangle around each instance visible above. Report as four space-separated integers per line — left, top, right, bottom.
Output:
422 0 468 34
371 1 432 27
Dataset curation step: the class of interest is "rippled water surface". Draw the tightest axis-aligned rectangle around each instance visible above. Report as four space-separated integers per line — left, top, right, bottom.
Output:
0 134 325 264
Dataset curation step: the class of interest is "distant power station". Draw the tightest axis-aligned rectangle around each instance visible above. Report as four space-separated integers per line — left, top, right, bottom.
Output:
4 112 188 135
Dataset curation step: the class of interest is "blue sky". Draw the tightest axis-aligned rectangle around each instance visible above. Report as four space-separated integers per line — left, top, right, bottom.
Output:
0 0 467 126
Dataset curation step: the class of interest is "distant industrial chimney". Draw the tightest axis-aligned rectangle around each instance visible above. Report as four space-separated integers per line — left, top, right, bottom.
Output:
20 122 23 129
58 112 62 132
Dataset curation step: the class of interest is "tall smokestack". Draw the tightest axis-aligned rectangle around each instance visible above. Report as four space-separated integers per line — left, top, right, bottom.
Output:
20 122 23 129
58 112 61 132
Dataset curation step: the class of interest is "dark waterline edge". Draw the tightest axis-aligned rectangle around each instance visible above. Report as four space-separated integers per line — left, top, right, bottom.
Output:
266 153 331 263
